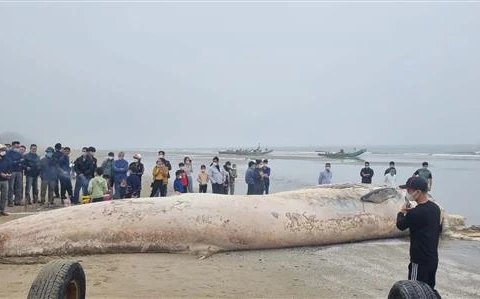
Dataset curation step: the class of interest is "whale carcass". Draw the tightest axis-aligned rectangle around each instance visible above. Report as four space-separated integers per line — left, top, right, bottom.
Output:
0 185 452 257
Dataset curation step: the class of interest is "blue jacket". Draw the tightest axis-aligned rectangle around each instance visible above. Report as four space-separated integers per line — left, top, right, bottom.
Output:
39 157 57 181
57 154 71 179
174 178 184 193
127 174 141 197
23 152 40 177
6 150 23 172
52 150 63 167
262 166 271 182
0 157 11 181
245 168 256 185
113 159 129 183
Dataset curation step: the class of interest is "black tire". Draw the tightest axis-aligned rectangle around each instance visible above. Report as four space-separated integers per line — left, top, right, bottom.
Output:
27 259 86 299
388 280 437 299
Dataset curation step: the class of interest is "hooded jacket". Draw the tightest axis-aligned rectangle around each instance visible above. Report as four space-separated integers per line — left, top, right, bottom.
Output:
88 176 108 199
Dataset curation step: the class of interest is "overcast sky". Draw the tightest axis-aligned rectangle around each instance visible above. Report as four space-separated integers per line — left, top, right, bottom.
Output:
0 2 479 149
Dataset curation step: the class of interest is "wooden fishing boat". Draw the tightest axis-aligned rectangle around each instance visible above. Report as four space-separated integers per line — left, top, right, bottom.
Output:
316 148 367 158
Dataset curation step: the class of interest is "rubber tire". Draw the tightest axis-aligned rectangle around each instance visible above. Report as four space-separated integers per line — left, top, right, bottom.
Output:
388 280 437 299
27 259 86 299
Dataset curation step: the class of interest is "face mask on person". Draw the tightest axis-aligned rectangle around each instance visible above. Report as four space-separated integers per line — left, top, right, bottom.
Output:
423 166 428 169
406 190 419 202
213 162 218 166
46 152 53 158
134 158 139 162
159 155 164 159
13 148 20 152
180 166 185 170
365 165 370 169
108 156 114 160
0 151 5 157
326 167 331 171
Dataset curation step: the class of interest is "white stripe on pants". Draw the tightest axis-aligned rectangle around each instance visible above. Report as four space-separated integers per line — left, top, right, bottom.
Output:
411 263 418 280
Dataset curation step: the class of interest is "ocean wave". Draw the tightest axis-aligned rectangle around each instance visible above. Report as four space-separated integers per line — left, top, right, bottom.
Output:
431 153 480 159
403 153 432 156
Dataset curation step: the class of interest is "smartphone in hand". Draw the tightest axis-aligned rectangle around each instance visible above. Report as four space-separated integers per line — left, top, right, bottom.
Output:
404 196 411 208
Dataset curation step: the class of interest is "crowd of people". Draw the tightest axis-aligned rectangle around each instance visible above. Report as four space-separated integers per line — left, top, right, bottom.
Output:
1 139 436 217
0 141 275 216
318 160 434 190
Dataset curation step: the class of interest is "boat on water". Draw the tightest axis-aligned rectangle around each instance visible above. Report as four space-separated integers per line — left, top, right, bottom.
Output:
219 146 273 156
316 148 367 159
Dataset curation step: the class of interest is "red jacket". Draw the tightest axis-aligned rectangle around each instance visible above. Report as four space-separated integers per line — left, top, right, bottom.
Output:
180 171 188 187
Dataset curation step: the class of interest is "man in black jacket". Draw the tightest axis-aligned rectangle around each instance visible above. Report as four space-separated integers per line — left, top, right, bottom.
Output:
158 151 172 194
87 146 97 178
360 161 374 184
396 177 441 297
52 143 63 198
6 141 24 206
129 153 145 195
23 144 40 204
59 147 73 202
72 147 95 204
253 159 265 195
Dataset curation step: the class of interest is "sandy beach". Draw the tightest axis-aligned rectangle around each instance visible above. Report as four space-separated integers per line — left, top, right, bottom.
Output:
0 235 478 298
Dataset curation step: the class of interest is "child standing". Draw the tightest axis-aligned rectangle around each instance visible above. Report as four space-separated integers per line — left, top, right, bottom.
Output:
174 170 185 194
118 179 127 199
197 165 209 193
178 163 188 193
88 167 108 203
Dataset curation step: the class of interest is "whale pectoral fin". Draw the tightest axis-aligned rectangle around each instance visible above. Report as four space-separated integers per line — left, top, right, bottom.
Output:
181 244 223 259
361 188 399 204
